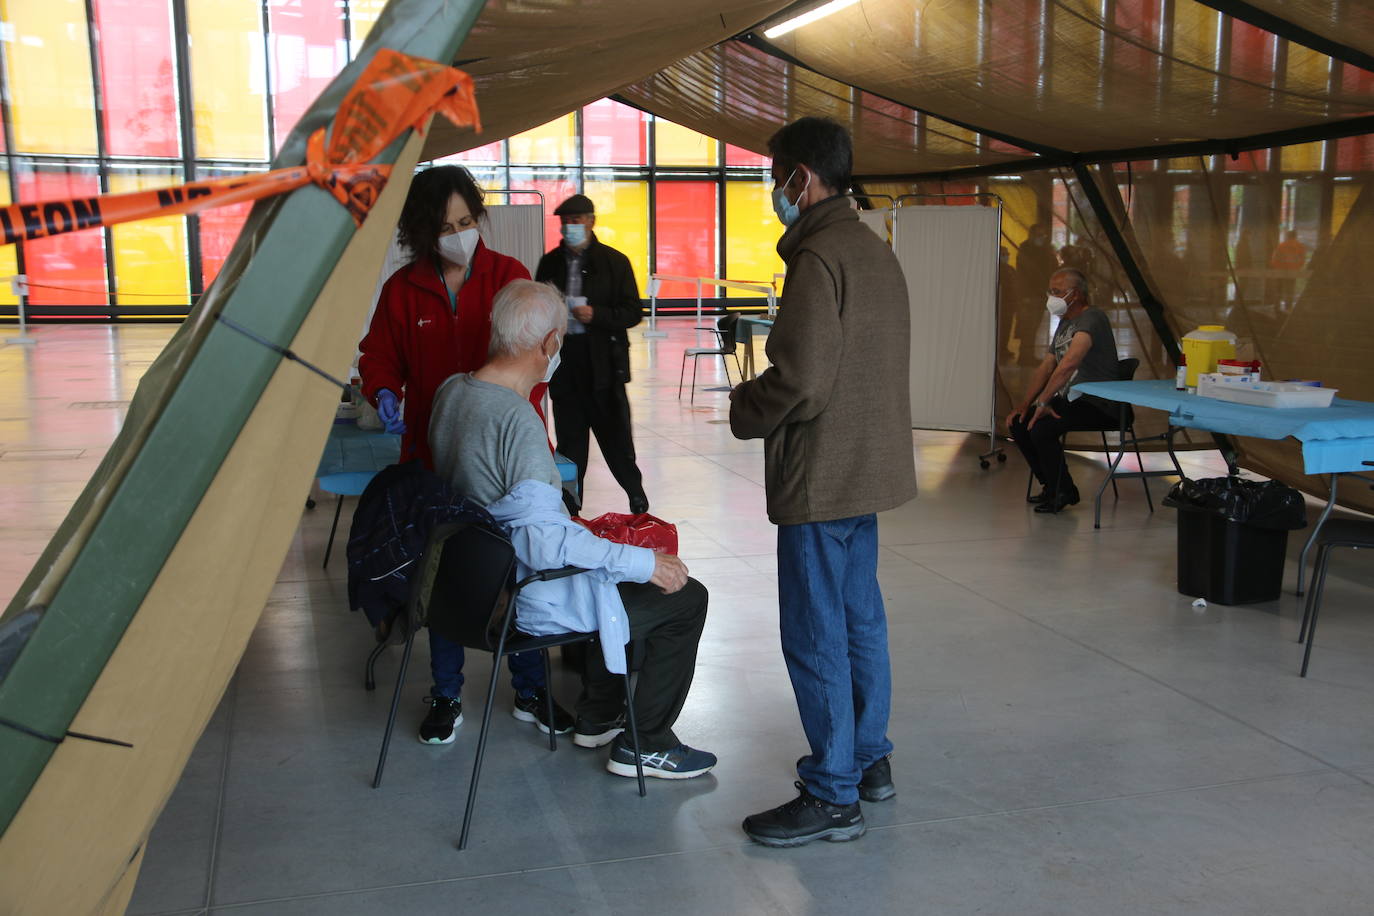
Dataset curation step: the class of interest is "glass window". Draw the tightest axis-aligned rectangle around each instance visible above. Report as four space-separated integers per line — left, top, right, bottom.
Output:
1280 142 1324 172
654 181 717 297
108 167 189 308
435 140 505 165
268 0 347 149
2 0 98 155
94 0 180 158
196 167 260 288
582 179 649 292
655 120 718 168
509 170 578 252
15 162 107 306
187 0 269 160
724 180 784 298
508 114 577 166
348 0 388 56
583 99 647 166
725 144 768 168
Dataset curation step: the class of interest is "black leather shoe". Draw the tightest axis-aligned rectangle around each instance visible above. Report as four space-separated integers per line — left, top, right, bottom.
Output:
1026 486 1052 504
743 782 865 848
629 495 650 515
794 755 896 803
1034 487 1080 513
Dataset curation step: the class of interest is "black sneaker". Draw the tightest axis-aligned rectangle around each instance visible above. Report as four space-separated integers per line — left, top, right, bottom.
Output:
1034 486 1080 513
859 755 896 802
511 688 574 735
418 695 461 745
606 739 716 779
573 713 625 748
794 755 896 803
743 782 866 848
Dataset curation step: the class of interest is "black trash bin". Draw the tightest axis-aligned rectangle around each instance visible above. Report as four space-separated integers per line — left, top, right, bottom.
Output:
1163 478 1307 605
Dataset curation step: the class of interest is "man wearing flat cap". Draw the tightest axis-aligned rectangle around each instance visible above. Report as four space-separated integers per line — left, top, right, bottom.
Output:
536 194 650 514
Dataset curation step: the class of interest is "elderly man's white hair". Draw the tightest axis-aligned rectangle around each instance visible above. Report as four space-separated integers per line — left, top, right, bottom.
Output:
488 279 565 358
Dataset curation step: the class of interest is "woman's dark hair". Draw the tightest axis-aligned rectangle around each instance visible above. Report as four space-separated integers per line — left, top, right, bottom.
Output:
767 117 852 194
397 165 486 261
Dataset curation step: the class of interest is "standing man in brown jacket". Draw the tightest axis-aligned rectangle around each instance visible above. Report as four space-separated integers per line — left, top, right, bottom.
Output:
730 117 917 847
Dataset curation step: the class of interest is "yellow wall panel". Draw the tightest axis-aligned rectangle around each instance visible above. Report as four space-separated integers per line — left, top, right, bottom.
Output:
108 172 190 308
349 0 387 47
187 0 268 160
1 0 97 154
0 177 15 306
1281 142 1325 172
656 119 718 167
508 114 577 166
582 180 649 291
724 181 785 298
1332 183 1359 238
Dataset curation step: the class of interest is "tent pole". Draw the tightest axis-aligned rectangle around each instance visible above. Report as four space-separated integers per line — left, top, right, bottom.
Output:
1071 162 1181 366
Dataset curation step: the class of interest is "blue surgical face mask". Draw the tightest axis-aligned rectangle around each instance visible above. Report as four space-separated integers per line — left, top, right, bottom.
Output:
771 168 810 227
561 223 587 247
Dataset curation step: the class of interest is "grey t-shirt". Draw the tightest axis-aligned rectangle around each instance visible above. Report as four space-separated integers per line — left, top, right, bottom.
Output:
1052 306 1118 398
429 374 561 506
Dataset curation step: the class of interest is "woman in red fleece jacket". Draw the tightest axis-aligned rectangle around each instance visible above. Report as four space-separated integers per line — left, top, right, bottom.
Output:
359 165 543 470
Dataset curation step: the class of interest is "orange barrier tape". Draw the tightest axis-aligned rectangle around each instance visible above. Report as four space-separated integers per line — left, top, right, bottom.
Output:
0 48 480 246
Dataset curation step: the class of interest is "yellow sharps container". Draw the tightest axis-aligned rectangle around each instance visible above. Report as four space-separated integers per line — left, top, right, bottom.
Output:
1181 325 1237 387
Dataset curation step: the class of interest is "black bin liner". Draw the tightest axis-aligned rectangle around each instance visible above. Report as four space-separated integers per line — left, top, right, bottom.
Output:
1163 478 1308 606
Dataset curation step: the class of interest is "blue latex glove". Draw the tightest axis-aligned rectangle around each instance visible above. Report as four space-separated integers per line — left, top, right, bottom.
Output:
375 389 406 435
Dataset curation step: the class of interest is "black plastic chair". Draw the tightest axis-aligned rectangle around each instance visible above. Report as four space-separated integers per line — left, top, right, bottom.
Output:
1297 464 1374 677
365 518 646 849
678 313 743 403
1027 357 1185 527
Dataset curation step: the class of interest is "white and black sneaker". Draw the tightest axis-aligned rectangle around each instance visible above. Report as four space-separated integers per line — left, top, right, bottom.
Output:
573 714 625 748
606 739 717 779
743 782 866 847
511 687 574 735
418 695 461 745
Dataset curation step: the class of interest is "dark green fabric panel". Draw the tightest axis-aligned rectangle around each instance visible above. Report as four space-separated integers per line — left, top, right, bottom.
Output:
0 0 488 834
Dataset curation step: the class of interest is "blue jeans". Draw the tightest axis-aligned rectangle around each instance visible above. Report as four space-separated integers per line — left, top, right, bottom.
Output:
778 514 894 805
428 631 545 700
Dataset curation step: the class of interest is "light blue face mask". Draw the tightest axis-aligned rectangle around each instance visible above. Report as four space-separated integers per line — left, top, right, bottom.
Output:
561 223 587 247
771 168 810 227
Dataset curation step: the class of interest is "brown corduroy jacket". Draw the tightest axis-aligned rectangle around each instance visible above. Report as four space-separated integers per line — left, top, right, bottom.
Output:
729 195 917 526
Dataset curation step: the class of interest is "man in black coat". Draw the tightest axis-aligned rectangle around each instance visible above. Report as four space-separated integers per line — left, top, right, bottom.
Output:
535 194 649 514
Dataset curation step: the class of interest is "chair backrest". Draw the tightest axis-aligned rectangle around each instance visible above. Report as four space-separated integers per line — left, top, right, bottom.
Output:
414 520 517 651
717 313 740 350
1117 357 1140 381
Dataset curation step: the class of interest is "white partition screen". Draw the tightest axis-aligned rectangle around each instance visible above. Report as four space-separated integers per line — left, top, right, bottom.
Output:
894 205 1001 432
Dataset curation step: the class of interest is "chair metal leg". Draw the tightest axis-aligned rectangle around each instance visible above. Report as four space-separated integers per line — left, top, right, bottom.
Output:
1093 439 1129 530
1098 431 1120 500
677 353 688 400
364 639 388 691
1129 426 1154 512
622 673 646 797
371 627 416 789
543 650 556 752
731 352 743 380
458 651 506 849
690 356 700 404
323 494 344 569
719 352 732 387
1299 546 1335 677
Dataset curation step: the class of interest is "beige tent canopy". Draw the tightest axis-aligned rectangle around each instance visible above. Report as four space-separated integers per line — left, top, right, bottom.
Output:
429 0 1374 512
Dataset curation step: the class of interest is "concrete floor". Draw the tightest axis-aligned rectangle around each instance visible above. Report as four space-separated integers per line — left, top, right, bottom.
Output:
4 320 1374 915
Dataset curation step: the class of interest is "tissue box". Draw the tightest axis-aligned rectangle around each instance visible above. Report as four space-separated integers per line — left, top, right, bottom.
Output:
1197 373 1337 408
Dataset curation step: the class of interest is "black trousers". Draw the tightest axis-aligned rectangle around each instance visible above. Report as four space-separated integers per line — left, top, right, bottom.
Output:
550 336 645 504
1009 395 1116 492
579 578 708 751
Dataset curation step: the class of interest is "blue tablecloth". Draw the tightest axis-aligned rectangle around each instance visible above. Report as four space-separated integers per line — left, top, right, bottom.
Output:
1073 379 1374 474
316 421 577 496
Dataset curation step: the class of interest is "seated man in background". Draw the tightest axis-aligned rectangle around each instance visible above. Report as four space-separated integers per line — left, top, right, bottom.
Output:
428 279 717 779
1006 267 1120 513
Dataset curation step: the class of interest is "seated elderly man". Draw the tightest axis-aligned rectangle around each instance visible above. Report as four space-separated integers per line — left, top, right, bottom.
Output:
428 279 716 779
1006 267 1121 514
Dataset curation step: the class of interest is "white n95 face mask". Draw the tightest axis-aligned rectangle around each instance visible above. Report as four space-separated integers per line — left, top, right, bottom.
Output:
1045 295 1069 317
542 347 562 383
437 227 479 265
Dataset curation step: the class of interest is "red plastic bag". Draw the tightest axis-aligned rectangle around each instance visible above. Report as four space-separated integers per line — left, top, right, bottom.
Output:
574 512 678 554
